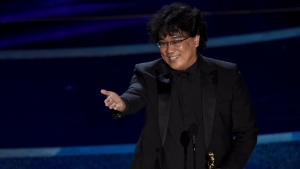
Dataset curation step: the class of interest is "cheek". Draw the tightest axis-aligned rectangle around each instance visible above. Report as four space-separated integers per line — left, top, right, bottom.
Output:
159 48 165 55
161 54 168 62
177 46 186 53
159 50 166 57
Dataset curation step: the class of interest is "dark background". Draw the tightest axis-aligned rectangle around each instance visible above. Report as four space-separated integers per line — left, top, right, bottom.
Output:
0 0 300 148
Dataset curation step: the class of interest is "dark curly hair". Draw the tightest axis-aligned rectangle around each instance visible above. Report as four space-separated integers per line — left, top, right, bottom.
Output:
147 3 208 50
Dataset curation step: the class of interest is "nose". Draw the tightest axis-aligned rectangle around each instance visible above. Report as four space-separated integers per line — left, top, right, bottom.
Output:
165 43 175 53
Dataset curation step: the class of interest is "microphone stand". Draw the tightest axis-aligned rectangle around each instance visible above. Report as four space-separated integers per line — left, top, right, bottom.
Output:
180 131 190 169
189 123 198 169
192 135 196 169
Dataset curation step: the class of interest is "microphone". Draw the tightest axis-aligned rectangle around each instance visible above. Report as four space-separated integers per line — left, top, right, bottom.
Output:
188 123 198 169
188 123 198 144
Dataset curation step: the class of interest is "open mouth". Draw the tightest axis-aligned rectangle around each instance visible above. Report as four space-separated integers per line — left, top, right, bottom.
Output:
169 56 179 62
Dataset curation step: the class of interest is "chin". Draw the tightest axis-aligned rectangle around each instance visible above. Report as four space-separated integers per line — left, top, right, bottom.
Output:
166 60 182 70
170 66 182 70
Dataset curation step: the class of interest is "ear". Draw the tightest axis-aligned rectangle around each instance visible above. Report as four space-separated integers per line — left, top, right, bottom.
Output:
194 35 200 47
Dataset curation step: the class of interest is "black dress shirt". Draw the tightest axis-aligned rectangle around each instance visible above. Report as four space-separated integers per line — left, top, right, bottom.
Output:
163 58 207 169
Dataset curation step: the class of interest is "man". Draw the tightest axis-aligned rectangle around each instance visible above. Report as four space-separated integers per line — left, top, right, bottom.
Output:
101 3 257 169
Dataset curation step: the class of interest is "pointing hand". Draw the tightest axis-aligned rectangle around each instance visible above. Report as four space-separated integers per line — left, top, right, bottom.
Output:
100 89 126 112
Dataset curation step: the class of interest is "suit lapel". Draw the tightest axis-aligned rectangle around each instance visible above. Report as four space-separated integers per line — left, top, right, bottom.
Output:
155 61 172 146
199 56 218 150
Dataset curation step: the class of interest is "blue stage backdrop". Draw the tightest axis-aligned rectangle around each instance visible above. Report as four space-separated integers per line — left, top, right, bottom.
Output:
0 0 300 149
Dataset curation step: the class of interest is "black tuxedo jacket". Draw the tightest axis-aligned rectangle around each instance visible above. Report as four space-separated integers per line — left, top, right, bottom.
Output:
116 55 257 169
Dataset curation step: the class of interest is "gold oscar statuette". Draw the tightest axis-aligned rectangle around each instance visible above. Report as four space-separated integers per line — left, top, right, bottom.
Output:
207 152 215 169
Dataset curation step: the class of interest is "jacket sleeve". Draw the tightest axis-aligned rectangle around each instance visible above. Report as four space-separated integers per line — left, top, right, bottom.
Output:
112 64 147 119
220 64 258 169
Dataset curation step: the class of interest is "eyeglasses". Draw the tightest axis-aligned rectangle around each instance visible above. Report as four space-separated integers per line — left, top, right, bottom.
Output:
157 37 190 48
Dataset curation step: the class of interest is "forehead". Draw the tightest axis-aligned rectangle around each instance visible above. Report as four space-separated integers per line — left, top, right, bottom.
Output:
158 31 187 40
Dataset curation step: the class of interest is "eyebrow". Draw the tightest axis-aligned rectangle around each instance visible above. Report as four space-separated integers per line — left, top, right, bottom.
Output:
159 35 184 41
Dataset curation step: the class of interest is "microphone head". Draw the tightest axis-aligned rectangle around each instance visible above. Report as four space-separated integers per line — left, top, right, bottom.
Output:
188 123 198 137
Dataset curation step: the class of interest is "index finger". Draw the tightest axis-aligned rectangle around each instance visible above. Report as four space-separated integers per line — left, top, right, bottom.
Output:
100 89 111 96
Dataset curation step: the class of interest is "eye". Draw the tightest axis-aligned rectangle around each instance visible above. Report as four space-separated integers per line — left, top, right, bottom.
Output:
172 40 182 45
159 42 167 47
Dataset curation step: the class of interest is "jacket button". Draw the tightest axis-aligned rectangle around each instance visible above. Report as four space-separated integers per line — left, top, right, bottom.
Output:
156 148 161 152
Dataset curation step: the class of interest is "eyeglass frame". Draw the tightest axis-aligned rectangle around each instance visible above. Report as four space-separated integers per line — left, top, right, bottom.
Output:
156 36 190 48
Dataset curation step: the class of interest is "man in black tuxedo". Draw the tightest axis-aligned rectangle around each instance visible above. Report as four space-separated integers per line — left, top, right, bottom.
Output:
101 3 257 169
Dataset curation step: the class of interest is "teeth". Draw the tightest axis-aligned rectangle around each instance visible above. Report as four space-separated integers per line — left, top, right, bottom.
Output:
170 56 178 61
